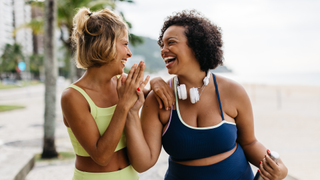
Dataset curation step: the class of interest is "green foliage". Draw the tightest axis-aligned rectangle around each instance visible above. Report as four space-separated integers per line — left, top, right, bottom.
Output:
58 46 72 78
129 33 144 47
129 37 165 71
14 18 44 36
0 105 25 112
29 54 44 77
25 0 143 78
0 43 25 73
0 83 21 89
34 151 75 162
26 0 44 8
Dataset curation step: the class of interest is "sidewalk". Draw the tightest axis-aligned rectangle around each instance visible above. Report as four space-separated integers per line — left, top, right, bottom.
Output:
1 80 319 179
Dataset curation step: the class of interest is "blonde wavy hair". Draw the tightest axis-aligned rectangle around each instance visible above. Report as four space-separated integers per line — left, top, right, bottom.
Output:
71 7 128 69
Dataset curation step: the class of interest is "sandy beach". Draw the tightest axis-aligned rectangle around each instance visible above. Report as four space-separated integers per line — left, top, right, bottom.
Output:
1 76 319 180
242 83 320 180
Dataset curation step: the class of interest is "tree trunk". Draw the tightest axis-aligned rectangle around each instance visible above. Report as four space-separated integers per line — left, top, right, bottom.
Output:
69 56 77 83
41 0 58 159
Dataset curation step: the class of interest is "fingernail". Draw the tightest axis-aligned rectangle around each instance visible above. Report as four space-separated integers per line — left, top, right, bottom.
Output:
259 161 262 164
166 107 169 110
258 169 260 173
265 155 267 158
267 149 271 154
137 87 140 91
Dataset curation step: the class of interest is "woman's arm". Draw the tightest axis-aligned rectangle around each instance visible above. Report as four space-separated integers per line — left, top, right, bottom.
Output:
125 91 164 172
144 77 175 110
233 83 288 179
61 63 144 166
62 90 129 166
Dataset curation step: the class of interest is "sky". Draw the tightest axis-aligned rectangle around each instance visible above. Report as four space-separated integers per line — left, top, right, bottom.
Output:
117 0 320 74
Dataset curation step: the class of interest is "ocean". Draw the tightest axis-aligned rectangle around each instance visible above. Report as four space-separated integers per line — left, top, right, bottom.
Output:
216 72 320 87
149 69 320 87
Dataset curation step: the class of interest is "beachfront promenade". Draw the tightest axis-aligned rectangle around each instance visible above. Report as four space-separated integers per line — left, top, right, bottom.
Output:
0 77 319 179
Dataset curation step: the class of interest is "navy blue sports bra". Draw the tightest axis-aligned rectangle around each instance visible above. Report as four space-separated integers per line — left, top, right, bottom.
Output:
162 73 237 161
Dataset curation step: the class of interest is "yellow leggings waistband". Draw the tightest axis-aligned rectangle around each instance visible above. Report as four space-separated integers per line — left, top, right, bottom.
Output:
72 165 139 180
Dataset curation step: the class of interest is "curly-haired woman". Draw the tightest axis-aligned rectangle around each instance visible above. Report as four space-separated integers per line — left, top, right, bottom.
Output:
61 7 174 180
126 10 288 180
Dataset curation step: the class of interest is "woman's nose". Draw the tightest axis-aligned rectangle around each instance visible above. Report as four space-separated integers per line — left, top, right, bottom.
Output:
127 48 132 58
161 46 169 58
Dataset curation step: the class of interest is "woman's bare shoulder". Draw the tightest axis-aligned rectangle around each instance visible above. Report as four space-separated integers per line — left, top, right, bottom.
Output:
61 85 89 110
214 74 248 98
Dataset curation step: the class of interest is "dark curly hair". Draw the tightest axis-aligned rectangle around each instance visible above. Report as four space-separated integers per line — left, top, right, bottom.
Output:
158 10 223 72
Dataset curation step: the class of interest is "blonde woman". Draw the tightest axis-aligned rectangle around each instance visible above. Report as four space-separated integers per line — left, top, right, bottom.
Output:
61 8 173 180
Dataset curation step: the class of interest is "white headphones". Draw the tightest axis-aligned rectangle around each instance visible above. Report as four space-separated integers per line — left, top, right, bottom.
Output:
175 71 210 104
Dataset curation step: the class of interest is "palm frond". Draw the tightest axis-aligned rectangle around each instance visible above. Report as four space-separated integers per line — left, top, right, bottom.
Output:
13 18 44 36
87 0 116 11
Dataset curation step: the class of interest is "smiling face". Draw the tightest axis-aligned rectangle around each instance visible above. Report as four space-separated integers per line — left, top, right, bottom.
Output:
114 31 132 74
160 25 198 75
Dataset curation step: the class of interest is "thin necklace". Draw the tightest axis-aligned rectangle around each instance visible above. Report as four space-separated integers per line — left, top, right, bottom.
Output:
198 84 206 97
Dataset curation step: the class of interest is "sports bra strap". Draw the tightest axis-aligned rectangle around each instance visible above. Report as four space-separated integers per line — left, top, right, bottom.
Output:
212 73 225 120
67 84 98 119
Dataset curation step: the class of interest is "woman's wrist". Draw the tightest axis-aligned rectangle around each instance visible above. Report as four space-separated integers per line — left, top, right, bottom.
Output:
126 110 140 127
128 109 139 118
117 100 131 114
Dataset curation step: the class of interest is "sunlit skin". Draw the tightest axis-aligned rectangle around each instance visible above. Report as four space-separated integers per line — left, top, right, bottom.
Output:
125 25 288 179
61 27 176 173
160 26 199 79
109 32 132 75
61 31 146 172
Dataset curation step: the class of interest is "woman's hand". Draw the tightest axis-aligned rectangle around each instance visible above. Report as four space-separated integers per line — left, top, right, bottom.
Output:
130 74 150 112
117 61 146 110
150 77 175 110
258 150 288 180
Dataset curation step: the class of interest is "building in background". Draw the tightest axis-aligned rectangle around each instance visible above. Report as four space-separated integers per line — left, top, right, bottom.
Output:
0 0 33 55
13 0 33 55
31 5 44 54
0 0 14 55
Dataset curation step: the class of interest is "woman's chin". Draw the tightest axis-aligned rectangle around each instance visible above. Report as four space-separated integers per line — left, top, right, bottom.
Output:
167 69 175 75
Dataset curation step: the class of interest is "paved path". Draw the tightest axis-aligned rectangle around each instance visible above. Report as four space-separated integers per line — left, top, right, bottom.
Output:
1 79 319 179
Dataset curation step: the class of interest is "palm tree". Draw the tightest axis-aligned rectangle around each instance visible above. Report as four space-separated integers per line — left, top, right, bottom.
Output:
41 0 58 158
0 43 25 80
26 0 142 81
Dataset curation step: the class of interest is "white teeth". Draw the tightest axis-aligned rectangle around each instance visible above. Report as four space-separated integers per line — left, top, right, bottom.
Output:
121 60 126 65
164 57 176 64
164 57 175 61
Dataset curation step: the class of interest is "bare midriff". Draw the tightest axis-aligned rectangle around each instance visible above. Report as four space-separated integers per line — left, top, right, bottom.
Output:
174 144 237 166
75 148 130 172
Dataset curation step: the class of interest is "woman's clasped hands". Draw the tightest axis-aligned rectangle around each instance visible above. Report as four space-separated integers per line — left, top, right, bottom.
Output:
117 61 150 112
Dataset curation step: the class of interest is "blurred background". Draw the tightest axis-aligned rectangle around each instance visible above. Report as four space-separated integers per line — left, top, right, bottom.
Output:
0 0 319 180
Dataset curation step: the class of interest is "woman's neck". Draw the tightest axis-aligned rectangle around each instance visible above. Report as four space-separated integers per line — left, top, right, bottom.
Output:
177 70 208 89
77 66 117 90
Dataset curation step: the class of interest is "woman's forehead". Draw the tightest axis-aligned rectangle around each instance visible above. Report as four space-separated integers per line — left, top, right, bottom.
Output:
163 25 186 40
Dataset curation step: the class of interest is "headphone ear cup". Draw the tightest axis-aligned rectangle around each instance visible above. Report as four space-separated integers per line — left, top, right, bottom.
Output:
189 88 200 104
203 76 209 86
177 84 187 100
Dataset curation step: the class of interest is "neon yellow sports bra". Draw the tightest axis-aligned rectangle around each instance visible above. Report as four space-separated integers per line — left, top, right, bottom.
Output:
66 84 126 157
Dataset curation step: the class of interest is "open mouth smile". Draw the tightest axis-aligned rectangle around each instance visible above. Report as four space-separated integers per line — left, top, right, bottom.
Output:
164 57 176 67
